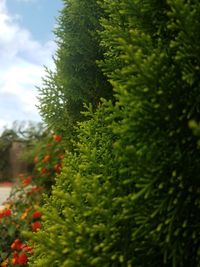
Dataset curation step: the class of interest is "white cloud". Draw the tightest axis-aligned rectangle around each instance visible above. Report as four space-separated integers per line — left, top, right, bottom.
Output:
0 0 56 132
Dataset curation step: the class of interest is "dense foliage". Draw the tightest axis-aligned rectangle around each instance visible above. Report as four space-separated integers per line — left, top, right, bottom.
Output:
29 102 120 266
38 0 112 142
1 0 200 266
98 1 200 266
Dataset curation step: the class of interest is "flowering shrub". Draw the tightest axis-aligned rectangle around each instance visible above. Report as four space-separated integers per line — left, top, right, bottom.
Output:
0 209 12 218
0 206 14 265
0 181 43 266
29 133 64 191
11 239 32 266
0 133 64 266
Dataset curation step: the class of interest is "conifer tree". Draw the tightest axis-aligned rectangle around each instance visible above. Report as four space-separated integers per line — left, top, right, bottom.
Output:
28 102 119 267
99 0 200 266
29 1 200 266
38 0 112 141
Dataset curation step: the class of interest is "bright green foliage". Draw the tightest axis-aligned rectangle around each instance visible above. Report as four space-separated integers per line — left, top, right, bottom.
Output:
38 0 112 141
28 102 120 267
29 0 200 267
98 0 200 266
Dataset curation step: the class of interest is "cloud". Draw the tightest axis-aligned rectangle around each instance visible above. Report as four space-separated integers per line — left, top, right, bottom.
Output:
0 0 56 132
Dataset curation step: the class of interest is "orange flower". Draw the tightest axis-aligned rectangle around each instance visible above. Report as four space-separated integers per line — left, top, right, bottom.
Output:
42 155 50 162
20 208 31 220
32 221 42 232
12 257 18 266
22 176 32 186
54 163 62 173
11 239 24 250
53 134 62 142
12 252 19 266
33 156 38 163
1 258 8 267
11 242 17 250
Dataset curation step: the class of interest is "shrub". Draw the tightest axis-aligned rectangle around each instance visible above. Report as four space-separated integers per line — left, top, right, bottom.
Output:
28 102 121 267
0 178 43 266
29 132 65 191
0 132 64 266
23 0 200 266
98 0 200 266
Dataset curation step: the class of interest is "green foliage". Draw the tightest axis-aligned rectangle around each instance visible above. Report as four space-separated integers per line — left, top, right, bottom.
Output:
28 102 121 267
98 0 200 266
38 0 112 142
28 1 200 267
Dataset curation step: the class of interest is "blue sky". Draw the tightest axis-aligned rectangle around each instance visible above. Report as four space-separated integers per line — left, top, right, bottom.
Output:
0 0 62 132
7 0 62 42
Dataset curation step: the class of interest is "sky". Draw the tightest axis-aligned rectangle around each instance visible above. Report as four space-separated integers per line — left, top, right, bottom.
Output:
0 0 62 132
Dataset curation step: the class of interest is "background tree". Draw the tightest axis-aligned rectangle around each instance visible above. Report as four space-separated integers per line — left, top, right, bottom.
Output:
38 0 112 144
0 121 47 181
11 121 47 142
0 129 18 181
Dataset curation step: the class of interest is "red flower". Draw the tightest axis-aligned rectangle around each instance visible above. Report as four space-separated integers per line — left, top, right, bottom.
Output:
0 209 12 219
41 167 48 174
3 209 12 216
11 239 20 247
53 134 62 142
32 221 42 232
32 211 41 219
22 176 32 186
11 239 24 250
18 253 28 265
